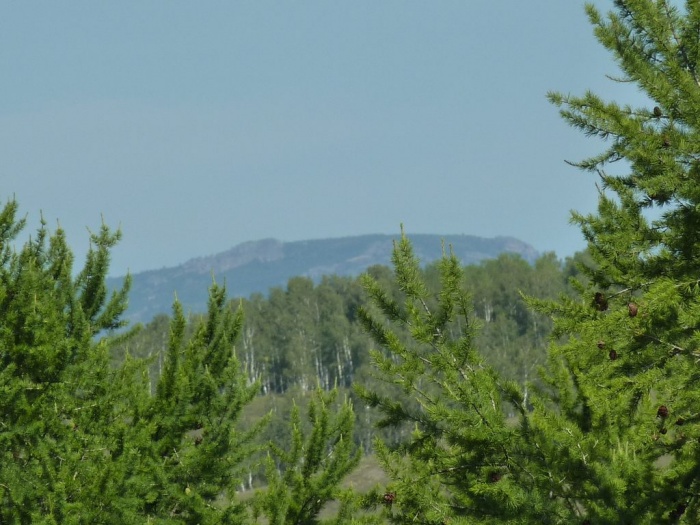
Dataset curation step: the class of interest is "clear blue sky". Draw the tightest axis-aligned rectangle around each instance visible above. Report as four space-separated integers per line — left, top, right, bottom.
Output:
1 1 645 276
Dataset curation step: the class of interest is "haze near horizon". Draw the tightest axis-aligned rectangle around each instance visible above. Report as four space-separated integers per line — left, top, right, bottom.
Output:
1 1 644 276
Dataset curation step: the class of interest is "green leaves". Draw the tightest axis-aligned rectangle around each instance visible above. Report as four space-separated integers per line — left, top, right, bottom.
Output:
536 2 700 521
357 235 551 524
0 200 264 524
0 199 138 523
358 214 700 522
253 388 360 525
553 3 700 284
141 283 262 523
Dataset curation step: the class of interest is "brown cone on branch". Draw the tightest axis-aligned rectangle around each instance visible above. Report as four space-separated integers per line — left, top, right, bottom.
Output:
382 492 396 506
593 292 608 311
628 303 638 317
669 503 687 520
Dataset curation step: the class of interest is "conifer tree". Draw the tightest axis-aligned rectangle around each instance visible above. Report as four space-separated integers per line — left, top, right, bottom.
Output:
0 200 263 523
358 2 700 523
252 388 361 525
132 286 263 523
357 235 547 524
0 200 135 523
541 1 700 522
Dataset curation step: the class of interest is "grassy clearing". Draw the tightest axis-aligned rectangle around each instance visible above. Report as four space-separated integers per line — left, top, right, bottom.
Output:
341 454 389 490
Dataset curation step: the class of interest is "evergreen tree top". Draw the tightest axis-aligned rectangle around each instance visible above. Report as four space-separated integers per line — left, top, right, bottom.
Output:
550 0 700 283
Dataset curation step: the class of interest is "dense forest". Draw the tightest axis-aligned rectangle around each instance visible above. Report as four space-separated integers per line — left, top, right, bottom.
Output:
5 2 700 523
112 250 586 483
118 252 583 395
107 234 539 324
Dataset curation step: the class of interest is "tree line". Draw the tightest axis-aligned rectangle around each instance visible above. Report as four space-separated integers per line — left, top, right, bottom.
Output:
4 1 700 522
118 252 581 397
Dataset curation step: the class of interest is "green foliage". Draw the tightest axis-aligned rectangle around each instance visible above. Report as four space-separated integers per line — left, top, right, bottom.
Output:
252 388 361 524
464 252 569 393
239 275 370 395
358 2 700 523
0 202 571 522
117 248 572 474
356 234 555 524
0 200 136 523
134 286 263 523
541 1 700 522
8 2 700 523
0 200 262 523
548 1 700 282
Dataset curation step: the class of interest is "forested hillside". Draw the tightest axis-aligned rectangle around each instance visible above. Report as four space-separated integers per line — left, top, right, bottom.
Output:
117 251 581 393
113 250 584 470
7 2 700 522
107 234 538 324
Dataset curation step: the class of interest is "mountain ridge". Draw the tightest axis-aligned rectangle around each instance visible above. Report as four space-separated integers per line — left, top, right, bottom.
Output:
108 233 539 324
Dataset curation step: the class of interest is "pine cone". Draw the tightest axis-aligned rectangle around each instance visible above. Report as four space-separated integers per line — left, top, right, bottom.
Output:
669 502 687 520
383 492 396 506
593 292 608 311
628 303 638 317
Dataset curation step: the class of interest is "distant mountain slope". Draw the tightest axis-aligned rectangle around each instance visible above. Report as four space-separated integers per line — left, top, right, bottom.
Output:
108 234 538 324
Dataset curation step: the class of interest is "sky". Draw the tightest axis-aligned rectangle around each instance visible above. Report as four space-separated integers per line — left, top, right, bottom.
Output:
1 1 648 277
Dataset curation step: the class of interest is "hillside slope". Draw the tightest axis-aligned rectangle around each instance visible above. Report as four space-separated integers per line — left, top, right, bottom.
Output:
108 233 538 323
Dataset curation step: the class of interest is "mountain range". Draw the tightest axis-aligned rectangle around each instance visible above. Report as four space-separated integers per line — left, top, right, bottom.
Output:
107 234 539 324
